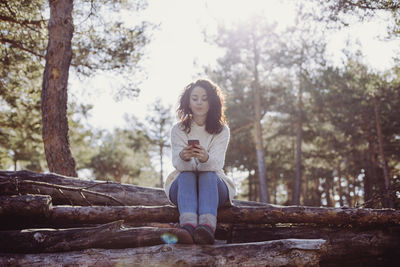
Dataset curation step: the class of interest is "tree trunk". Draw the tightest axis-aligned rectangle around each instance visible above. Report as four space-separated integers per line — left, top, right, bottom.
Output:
0 170 262 208
315 177 321 206
49 205 178 225
230 224 400 266
6 203 396 228
271 173 277 204
311 177 321 206
364 137 376 206
324 177 332 207
293 83 302 205
353 172 360 206
345 173 353 207
0 239 326 266
248 172 253 201
337 162 344 207
330 175 336 207
0 221 189 253
2 171 399 226
2 173 398 266
219 204 400 226
0 194 52 217
372 95 392 208
41 0 77 177
251 170 260 202
0 170 169 206
251 33 269 203
304 174 310 206
159 145 163 188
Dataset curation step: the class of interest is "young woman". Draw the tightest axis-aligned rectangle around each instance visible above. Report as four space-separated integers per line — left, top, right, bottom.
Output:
164 79 236 245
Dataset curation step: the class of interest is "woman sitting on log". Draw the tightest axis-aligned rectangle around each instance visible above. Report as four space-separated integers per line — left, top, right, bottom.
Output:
164 79 236 244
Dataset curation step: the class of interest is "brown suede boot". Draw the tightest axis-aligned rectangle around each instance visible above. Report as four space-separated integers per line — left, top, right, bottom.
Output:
193 224 215 245
172 224 195 244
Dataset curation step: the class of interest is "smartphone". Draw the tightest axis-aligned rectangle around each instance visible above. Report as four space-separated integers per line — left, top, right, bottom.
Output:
188 139 199 147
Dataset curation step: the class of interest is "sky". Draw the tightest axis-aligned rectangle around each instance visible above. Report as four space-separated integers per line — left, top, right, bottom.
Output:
70 0 399 132
69 0 399 179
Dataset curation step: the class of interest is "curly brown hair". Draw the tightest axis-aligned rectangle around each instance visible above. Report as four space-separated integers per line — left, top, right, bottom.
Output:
177 79 226 134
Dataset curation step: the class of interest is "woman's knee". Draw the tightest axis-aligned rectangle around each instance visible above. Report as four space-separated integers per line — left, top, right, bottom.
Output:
217 179 229 207
198 171 218 183
178 171 197 178
178 171 197 183
169 179 179 205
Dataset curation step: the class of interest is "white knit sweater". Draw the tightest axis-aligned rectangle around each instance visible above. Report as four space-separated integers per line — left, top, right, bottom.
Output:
164 121 236 204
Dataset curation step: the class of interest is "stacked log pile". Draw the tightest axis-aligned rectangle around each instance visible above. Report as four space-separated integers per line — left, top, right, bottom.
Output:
1 170 399 266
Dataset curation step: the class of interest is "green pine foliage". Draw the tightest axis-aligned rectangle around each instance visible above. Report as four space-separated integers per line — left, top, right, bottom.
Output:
0 0 158 186
208 2 400 208
145 99 174 187
87 117 157 186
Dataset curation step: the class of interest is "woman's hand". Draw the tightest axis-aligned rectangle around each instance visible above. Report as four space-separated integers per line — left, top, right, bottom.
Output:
179 145 195 161
192 144 209 163
179 144 209 162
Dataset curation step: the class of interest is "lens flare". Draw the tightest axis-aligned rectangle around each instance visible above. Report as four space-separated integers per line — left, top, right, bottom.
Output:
161 233 178 244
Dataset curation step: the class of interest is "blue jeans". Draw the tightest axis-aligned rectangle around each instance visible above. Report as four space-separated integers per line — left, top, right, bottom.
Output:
169 171 229 217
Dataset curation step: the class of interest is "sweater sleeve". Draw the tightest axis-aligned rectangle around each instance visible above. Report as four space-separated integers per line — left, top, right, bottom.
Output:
171 124 196 171
197 125 230 172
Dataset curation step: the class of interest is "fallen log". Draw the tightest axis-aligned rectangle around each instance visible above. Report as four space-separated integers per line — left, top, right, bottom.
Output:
2 199 399 229
49 205 179 225
0 194 52 217
0 238 326 266
42 204 400 227
219 205 400 226
230 224 400 265
0 220 195 253
0 170 263 207
0 170 155 206
3 220 398 263
2 171 399 226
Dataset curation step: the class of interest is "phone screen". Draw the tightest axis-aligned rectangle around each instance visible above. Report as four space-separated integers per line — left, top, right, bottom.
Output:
188 139 199 146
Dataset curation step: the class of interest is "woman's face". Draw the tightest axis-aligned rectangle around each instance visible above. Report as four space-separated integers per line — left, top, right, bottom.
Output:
189 86 209 118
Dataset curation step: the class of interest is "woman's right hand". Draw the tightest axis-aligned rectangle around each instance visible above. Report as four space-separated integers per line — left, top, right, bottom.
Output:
179 145 194 161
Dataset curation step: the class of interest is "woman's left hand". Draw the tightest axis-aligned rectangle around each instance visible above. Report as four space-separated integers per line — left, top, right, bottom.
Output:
192 144 209 163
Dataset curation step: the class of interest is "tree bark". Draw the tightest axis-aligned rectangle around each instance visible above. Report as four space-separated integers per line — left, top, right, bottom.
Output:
219 204 400 226
251 33 269 203
41 0 77 177
337 162 344 207
230 224 400 266
1 173 400 227
0 170 168 206
293 81 302 206
345 173 353 207
49 205 179 225
1 176 397 265
10 204 396 227
0 194 52 217
0 239 326 266
364 137 376 206
312 175 321 206
159 145 164 187
0 170 263 207
324 177 333 207
0 221 191 253
248 171 254 201
372 95 393 208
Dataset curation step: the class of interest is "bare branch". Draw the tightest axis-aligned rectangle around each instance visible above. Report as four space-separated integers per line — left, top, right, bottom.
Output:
0 38 44 58
0 14 46 28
